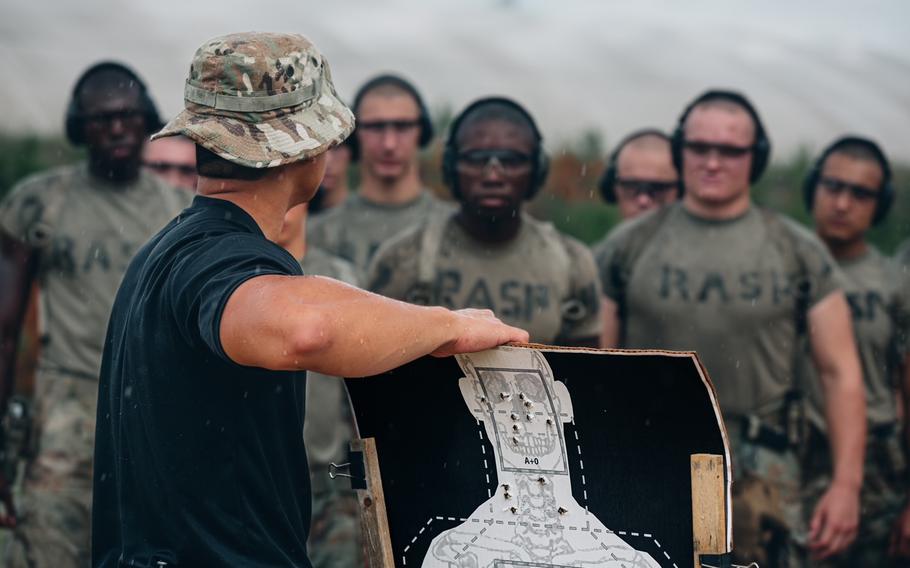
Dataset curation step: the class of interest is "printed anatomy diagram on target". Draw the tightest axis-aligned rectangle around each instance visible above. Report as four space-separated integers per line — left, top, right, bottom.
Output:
422 348 660 567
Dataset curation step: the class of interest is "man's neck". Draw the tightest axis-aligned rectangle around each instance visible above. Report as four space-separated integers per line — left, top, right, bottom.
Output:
682 192 751 221
455 207 522 244
823 235 868 262
359 169 423 205
197 177 295 242
282 232 306 261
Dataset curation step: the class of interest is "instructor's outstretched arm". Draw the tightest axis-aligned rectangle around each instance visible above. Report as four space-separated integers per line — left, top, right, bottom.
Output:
221 275 529 377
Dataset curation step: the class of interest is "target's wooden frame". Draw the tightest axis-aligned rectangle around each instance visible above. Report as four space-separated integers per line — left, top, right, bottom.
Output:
344 345 732 568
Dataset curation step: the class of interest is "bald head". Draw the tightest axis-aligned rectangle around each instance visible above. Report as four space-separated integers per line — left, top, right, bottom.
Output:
683 98 757 144
616 133 673 172
611 131 679 220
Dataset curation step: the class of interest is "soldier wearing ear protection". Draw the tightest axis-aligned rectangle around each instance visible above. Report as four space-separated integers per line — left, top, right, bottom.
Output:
599 129 679 220
595 89 865 566
798 136 910 567
308 73 452 271
366 97 602 347
0 61 189 567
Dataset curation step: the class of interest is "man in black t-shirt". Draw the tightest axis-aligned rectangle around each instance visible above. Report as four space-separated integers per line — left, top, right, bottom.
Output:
92 32 528 568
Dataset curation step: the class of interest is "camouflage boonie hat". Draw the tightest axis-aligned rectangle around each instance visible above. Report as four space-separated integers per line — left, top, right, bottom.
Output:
153 32 354 168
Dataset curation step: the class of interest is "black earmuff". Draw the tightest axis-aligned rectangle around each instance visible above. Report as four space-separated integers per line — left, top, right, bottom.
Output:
802 135 894 225
670 89 772 187
65 61 161 146
599 128 675 203
346 74 434 162
441 96 549 201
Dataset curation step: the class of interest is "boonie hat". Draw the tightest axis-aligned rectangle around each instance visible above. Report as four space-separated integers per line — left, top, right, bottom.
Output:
154 32 354 168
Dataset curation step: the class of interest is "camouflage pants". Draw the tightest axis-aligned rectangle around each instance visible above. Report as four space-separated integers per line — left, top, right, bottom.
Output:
729 425 808 568
3 370 96 568
802 425 909 568
307 479 363 568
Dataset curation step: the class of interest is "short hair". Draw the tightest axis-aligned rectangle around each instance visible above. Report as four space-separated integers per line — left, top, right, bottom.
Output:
453 101 538 149
76 67 143 109
195 146 268 181
359 82 413 102
686 96 753 131
618 132 672 156
353 75 424 116
824 140 886 174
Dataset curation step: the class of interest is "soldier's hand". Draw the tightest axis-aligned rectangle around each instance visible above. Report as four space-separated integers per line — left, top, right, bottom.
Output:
0 473 17 529
889 502 910 558
808 480 859 559
430 309 529 358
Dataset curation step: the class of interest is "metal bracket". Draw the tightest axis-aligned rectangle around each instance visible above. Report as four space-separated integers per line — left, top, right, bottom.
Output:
328 447 366 489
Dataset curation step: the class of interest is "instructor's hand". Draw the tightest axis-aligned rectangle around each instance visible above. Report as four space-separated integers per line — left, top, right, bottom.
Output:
431 309 529 358
808 480 859 560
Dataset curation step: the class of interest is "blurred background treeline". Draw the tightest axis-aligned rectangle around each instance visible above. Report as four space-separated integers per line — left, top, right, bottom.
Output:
2 126 908 253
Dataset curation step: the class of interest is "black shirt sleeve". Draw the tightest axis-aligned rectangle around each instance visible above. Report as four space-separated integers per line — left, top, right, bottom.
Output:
167 233 302 365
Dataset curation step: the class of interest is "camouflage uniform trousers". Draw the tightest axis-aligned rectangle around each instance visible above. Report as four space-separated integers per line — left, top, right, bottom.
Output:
729 423 808 568
307 472 363 568
4 369 95 568
802 425 909 568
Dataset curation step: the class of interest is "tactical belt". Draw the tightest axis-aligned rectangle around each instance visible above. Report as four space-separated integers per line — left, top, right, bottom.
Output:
740 414 791 453
870 421 897 440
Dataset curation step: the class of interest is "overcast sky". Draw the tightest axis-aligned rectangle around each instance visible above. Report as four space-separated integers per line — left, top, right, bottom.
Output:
2 0 909 160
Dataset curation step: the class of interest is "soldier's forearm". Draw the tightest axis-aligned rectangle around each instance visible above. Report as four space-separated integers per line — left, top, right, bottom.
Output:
808 292 865 488
822 371 866 489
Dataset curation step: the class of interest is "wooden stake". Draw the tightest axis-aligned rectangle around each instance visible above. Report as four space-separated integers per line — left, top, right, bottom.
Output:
691 453 727 567
352 437 395 568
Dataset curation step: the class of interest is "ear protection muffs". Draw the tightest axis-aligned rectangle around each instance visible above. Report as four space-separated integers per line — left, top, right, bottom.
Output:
802 135 894 225
670 89 772 186
65 61 162 146
346 73 434 162
441 96 549 201
599 128 676 203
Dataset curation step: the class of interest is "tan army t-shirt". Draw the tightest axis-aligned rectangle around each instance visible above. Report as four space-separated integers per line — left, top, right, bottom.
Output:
0 163 191 380
594 203 843 417
307 191 453 272
897 239 910 272
801 248 910 430
367 213 602 345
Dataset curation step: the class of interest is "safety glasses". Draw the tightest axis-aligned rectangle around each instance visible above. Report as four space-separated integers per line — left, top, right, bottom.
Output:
818 177 879 202
615 178 678 199
456 149 533 175
683 140 754 159
83 110 145 127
